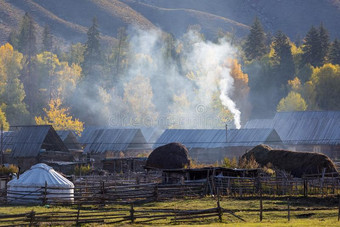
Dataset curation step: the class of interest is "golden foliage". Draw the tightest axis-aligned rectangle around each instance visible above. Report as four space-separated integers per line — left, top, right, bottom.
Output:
123 75 158 126
0 164 18 175
277 91 307 112
35 99 84 136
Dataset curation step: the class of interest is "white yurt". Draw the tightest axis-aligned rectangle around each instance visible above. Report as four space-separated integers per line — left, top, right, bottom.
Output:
7 163 74 204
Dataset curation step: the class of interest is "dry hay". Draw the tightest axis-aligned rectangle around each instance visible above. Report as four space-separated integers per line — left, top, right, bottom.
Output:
146 143 190 169
242 144 338 177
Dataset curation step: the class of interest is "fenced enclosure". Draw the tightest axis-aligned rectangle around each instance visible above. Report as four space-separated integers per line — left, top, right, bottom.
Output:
0 195 340 226
2 171 340 205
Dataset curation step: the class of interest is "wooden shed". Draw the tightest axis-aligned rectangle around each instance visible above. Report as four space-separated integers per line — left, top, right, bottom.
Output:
4 125 73 171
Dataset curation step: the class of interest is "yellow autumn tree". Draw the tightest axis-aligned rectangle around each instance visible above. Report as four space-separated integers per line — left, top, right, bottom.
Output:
123 75 158 126
35 99 84 136
229 59 251 123
0 107 9 131
277 91 307 112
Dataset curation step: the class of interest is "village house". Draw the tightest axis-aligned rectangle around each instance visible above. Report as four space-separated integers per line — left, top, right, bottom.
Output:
244 111 340 159
81 127 152 168
2 125 73 171
154 128 282 164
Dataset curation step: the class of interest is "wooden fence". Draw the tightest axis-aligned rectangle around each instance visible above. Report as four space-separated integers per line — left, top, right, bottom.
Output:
3 182 206 205
214 173 340 197
0 196 339 226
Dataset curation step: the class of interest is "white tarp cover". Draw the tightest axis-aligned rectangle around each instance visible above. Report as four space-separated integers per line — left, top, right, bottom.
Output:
7 163 74 204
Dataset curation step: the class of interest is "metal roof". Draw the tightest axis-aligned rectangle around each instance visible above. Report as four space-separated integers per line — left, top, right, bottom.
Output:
140 127 164 143
243 111 340 145
57 130 82 150
8 125 69 157
83 128 151 154
154 128 281 149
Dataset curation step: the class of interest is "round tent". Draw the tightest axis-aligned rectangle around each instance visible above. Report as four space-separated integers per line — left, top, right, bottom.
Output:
7 163 74 204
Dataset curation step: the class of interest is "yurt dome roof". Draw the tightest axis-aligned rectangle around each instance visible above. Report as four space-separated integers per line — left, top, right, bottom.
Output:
8 163 74 188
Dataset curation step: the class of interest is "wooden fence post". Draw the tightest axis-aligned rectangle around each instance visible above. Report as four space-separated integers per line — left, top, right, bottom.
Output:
43 181 47 205
101 181 105 205
130 203 135 224
154 185 159 201
259 188 263 222
76 204 81 226
338 195 340 221
304 179 308 197
28 210 35 227
287 197 290 221
217 189 223 223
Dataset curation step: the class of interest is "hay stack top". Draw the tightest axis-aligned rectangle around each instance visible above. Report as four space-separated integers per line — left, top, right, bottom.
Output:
146 143 190 169
8 163 74 188
242 144 338 177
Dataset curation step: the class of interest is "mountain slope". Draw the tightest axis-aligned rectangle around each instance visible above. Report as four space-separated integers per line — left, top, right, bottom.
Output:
0 0 155 45
121 0 250 38
140 0 340 39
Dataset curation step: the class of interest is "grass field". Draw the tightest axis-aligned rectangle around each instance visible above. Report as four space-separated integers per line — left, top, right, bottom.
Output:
0 196 340 226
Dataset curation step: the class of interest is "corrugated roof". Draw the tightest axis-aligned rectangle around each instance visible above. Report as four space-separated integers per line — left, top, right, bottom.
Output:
243 111 340 145
8 125 69 157
57 130 82 150
140 127 164 143
154 128 281 149
83 128 151 153
2 131 15 152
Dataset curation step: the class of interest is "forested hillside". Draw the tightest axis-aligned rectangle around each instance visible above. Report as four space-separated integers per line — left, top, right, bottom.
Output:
0 1 339 132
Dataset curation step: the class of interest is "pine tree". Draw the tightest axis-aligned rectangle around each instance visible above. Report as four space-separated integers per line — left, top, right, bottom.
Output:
17 13 37 56
82 17 101 79
17 13 38 116
302 26 321 67
42 24 53 52
329 39 340 65
272 31 295 86
319 23 330 65
244 17 267 61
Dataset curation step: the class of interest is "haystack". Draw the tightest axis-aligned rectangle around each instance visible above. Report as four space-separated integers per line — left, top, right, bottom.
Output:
146 143 190 169
242 144 338 177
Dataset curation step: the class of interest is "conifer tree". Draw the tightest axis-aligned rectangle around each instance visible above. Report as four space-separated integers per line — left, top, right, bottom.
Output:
82 17 101 79
329 39 340 65
17 13 37 57
244 17 267 61
302 26 321 67
319 23 330 65
42 24 53 52
17 13 38 116
272 31 295 86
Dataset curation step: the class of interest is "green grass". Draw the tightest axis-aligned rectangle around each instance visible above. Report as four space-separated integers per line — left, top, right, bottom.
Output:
0 196 339 226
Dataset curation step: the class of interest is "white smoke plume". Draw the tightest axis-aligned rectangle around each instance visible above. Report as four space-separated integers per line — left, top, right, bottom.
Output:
76 27 243 129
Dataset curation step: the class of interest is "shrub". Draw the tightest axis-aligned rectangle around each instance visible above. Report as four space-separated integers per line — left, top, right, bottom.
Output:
74 164 91 176
0 164 19 176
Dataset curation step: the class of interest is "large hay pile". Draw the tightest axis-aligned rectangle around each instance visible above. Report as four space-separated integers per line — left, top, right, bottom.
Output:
146 143 190 169
242 144 338 177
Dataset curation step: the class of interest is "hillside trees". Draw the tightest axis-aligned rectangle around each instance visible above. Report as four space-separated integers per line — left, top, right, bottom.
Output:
82 17 102 81
329 39 340 65
0 43 28 125
35 99 84 136
42 24 53 52
243 17 267 61
123 75 158 126
272 31 295 87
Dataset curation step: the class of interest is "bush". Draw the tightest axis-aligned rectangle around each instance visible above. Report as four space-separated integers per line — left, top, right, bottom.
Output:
222 157 238 168
74 164 91 176
0 164 19 176
238 155 259 169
